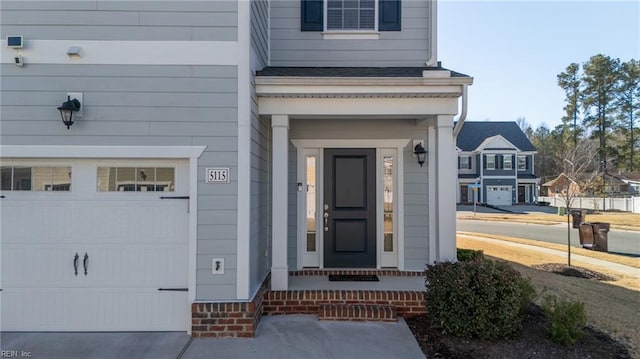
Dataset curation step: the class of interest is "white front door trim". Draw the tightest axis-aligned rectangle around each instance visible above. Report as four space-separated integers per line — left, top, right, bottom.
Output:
292 139 409 270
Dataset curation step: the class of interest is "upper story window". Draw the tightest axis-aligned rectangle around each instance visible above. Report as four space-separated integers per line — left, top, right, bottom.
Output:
518 156 527 171
503 155 513 170
459 156 471 170
486 155 496 170
302 0 401 32
328 0 375 30
0 166 72 191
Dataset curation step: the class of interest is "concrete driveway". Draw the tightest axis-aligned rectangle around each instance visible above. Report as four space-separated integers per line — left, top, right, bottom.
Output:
1 315 424 359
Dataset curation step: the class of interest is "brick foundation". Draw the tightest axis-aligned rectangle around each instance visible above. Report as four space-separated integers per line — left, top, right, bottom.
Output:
319 303 397 322
191 275 270 338
191 271 426 337
263 290 426 317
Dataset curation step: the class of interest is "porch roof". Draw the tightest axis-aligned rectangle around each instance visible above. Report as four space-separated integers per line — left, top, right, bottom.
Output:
256 66 470 78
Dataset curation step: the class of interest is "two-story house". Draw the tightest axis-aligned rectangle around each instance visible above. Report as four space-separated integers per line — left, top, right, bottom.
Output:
456 122 538 206
1 0 472 336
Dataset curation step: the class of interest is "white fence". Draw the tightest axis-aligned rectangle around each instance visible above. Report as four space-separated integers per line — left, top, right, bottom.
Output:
538 196 640 213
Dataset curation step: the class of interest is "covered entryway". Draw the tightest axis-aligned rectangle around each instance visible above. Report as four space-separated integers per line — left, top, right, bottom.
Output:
324 149 376 268
0 146 204 332
486 186 512 206
256 67 472 290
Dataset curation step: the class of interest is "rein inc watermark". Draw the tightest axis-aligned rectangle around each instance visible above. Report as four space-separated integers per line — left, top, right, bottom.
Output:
1 351 32 358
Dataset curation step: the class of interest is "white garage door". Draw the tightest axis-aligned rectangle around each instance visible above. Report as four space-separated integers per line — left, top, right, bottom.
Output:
486 186 512 206
1 159 190 331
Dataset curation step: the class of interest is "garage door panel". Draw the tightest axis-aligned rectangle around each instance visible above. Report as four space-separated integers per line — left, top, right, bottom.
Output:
1 159 190 332
84 245 188 286
1 202 72 242
2 288 188 331
2 245 82 286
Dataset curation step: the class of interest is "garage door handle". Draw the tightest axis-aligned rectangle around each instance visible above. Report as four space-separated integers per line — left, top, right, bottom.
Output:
83 253 89 276
73 253 79 276
158 288 188 292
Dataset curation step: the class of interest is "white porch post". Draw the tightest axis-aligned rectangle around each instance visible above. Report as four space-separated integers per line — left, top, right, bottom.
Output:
435 115 457 261
271 115 289 290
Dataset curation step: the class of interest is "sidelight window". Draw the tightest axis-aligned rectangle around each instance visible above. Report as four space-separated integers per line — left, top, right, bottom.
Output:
383 156 394 252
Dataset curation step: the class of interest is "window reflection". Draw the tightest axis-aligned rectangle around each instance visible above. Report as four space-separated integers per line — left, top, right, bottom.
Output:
0 166 71 191
306 156 316 252
383 156 393 252
97 167 174 192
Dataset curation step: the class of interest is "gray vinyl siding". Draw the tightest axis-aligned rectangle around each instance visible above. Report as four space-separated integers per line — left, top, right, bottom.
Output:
270 0 430 67
251 0 270 68
0 1 238 41
248 72 272 297
403 136 429 271
0 62 240 301
288 119 429 270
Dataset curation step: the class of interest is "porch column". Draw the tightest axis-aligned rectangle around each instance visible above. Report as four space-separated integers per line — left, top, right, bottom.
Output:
271 115 289 290
435 115 457 261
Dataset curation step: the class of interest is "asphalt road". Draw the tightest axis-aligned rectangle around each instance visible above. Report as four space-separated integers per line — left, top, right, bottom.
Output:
457 219 640 257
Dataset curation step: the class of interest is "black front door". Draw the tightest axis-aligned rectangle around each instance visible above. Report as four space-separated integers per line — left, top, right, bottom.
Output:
324 148 376 268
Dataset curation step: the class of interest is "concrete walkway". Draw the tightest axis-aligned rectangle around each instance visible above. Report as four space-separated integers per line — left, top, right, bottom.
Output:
183 315 424 359
458 233 640 278
1 316 425 359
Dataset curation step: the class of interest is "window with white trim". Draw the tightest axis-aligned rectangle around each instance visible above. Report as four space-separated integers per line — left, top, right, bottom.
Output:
503 155 512 170
0 166 72 191
97 167 175 192
301 0 401 32
327 0 375 30
459 156 471 170
518 155 527 171
486 155 495 170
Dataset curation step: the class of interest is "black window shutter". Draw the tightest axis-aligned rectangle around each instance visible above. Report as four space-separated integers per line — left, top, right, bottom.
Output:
379 0 401 31
301 0 323 31
525 156 530 170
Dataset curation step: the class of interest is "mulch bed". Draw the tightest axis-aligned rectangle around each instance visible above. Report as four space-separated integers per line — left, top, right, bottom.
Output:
531 263 615 281
407 264 628 358
406 304 632 359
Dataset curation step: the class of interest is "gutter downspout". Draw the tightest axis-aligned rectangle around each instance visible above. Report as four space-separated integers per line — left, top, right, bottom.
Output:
452 84 468 137
426 0 438 67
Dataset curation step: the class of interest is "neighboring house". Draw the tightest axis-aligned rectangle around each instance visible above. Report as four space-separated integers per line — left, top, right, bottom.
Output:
543 172 640 197
0 0 472 336
604 172 640 195
542 173 581 197
456 122 538 206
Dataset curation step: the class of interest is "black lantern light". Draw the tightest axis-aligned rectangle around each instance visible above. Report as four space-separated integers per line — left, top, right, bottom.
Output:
413 143 427 167
57 96 81 129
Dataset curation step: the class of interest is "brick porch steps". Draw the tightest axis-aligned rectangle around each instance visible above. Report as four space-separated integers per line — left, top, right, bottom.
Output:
263 290 426 317
318 303 397 322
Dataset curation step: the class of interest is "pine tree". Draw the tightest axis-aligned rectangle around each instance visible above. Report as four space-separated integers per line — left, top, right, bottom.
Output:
614 59 640 172
581 54 621 179
557 63 582 146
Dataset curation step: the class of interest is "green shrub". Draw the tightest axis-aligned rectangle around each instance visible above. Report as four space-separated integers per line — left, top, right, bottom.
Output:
542 294 587 346
456 248 484 262
425 258 536 340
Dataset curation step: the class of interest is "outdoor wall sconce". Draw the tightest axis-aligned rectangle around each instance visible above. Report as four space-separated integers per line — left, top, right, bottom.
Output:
57 95 81 129
413 142 427 167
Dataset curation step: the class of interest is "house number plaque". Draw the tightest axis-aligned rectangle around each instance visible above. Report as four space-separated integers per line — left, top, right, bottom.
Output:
206 168 230 183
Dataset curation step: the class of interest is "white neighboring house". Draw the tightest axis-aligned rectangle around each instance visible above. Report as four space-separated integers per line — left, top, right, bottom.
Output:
1 0 472 336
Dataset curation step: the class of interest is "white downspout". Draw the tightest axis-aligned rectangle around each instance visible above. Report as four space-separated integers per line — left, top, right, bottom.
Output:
426 0 438 67
452 84 468 138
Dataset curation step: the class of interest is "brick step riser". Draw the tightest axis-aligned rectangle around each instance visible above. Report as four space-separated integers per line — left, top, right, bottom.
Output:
318 304 397 322
263 290 426 317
